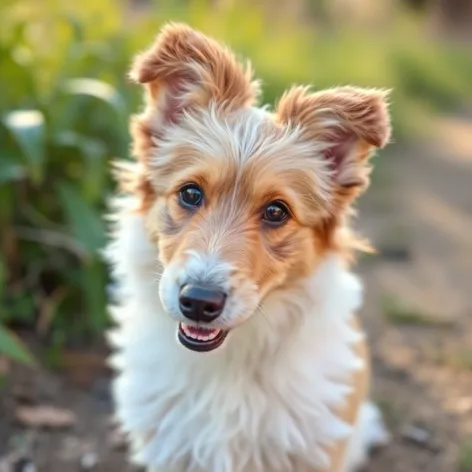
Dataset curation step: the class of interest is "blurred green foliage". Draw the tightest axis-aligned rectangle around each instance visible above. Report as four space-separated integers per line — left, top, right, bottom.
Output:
1 0 472 363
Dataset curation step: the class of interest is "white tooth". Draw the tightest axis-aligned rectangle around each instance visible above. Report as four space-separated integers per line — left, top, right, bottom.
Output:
182 325 195 339
183 325 195 338
208 330 219 340
180 323 223 342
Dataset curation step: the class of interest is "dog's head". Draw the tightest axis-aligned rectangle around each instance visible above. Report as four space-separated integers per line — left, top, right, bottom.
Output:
125 23 391 352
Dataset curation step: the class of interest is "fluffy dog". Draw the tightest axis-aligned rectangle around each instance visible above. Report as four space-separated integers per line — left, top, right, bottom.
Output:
106 23 391 472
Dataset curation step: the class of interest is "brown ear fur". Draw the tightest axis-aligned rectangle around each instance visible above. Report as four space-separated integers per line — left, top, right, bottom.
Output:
130 23 260 164
130 23 260 109
276 86 391 203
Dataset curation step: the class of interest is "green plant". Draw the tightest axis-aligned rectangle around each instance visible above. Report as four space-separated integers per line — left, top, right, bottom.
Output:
0 0 135 355
0 257 35 365
0 324 35 366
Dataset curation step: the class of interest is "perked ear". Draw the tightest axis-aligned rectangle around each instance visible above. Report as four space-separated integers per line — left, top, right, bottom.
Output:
130 23 260 161
276 86 391 202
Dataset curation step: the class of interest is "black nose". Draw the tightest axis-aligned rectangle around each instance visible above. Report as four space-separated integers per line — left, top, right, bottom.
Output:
179 284 226 323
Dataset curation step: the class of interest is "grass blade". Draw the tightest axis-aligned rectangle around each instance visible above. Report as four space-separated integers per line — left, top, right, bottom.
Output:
0 324 36 366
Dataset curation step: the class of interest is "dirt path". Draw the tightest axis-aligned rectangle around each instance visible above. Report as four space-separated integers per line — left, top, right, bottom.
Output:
1 115 471 472
360 114 472 472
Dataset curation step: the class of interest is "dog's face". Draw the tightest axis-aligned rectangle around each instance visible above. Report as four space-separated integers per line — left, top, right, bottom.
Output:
127 24 391 352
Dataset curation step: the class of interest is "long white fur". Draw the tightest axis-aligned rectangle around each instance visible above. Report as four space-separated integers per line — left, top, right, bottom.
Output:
105 195 388 472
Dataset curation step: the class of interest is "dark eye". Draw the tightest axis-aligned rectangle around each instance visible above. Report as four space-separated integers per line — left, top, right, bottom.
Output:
179 184 204 208
262 201 290 225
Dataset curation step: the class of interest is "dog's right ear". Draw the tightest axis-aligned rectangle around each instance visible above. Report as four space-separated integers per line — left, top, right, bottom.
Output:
276 85 391 210
130 23 260 164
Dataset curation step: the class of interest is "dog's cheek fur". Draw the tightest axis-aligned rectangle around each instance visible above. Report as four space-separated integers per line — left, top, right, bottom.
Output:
144 197 189 265
254 224 318 294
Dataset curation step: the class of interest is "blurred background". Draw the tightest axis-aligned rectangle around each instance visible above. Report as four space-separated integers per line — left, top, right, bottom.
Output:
0 0 471 470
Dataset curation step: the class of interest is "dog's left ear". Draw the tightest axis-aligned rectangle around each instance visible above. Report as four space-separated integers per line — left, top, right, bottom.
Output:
130 23 260 164
276 86 391 206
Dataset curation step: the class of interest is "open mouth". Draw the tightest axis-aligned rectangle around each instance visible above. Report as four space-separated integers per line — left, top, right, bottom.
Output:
177 322 228 352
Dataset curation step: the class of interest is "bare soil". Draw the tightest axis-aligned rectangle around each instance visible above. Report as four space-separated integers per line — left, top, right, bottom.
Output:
1 115 471 472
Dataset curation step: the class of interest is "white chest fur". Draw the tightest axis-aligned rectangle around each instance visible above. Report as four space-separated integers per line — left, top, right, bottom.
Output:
106 199 365 472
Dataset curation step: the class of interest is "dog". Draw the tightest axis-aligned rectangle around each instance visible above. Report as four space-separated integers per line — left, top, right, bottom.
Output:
106 23 391 472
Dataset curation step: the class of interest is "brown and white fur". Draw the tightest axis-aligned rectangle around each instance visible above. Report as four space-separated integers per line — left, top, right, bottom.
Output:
106 23 392 472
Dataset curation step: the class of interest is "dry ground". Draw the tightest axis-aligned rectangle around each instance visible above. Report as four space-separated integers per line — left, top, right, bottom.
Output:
1 115 471 472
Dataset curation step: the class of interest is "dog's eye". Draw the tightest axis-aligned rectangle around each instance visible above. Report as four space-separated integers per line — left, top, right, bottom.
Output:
262 201 289 225
179 184 204 208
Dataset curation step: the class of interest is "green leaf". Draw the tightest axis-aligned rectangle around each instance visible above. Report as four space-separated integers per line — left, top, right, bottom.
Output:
0 155 26 184
62 78 126 119
57 182 106 258
0 324 36 366
2 110 46 184
52 131 107 202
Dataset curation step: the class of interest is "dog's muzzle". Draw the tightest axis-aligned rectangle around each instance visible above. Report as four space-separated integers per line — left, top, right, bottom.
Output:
177 284 228 352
